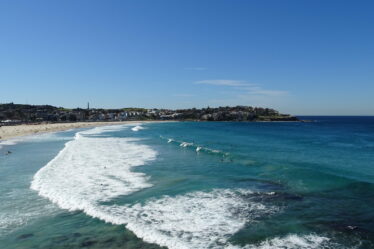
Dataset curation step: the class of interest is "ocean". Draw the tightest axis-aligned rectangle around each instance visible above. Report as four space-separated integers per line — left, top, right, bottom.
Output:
0 117 373 249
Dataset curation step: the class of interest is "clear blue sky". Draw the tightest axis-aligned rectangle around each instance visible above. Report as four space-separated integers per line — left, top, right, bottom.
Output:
1 0 373 115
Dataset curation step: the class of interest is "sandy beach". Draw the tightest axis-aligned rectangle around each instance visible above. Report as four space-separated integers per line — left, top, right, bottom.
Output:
0 121 147 141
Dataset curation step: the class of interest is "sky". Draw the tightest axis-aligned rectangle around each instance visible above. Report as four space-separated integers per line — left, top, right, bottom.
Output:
0 0 373 115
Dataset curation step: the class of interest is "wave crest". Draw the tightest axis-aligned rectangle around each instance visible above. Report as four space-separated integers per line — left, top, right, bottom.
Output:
132 125 145 132
30 127 342 249
31 127 157 211
161 136 229 157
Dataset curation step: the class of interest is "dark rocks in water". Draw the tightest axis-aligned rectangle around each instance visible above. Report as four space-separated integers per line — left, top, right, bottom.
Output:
72 232 82 238
80 239 98 247
281 193 303 201
17 233 33 240
328 222 361 233
347 225 358 230
103 237 116 244
51 235 69 243
249 191 303 203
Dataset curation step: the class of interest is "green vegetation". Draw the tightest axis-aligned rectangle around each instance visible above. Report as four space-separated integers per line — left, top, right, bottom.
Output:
0 103 298 123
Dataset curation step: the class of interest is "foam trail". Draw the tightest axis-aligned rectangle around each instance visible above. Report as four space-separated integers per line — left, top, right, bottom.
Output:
0 132 72 150
180 142 193 147
230 234 338 249
161 136 228 156
79 124 127 136
30 126 276 248
0 192 58 237
105 189 276 249
31 127 340 249
31 126 157 212
0 139 19 150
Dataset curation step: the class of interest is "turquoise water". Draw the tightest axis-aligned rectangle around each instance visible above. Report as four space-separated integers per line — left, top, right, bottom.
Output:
0 117 373 248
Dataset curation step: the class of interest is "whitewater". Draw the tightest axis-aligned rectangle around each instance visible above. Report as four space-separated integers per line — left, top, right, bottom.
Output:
26 124 353 249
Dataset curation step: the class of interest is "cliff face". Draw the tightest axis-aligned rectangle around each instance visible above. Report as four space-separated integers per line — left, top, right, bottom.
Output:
176 106 298 122
0 103 59 121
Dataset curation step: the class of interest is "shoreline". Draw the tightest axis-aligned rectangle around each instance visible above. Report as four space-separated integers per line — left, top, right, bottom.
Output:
0 119 303 142
0 121 168 141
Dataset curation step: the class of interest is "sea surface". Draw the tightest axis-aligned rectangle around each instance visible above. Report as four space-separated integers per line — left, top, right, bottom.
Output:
0 117 373 249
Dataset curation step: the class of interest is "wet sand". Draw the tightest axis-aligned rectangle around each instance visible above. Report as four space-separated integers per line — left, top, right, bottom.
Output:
0 121 162 141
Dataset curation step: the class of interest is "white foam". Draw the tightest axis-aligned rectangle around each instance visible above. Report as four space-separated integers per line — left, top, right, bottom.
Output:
31 126 157 213
105 189 275 249
30 126 280 248
180 142 193 147
31 126 338 249
162 137 227 156
0 194 58 237
0 132 72 150
231 234 335 249
0 139 20 149
79 124 127 136
131 125 145 131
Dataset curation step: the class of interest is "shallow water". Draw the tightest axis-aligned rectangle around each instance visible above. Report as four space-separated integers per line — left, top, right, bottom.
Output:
0 117 373 248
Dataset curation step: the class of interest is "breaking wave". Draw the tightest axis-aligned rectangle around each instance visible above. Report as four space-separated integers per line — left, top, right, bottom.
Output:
161 136 229 156
30 126 344 249
131 125 145 131
229 234 341 249
113 189 277 249
31 125 156 211
30 126 274 248
0 139 19 150
0 131 74 151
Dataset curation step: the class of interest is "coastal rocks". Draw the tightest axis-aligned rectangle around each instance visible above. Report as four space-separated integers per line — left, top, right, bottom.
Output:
347 225 358 230
80 238 98 247
199 110 298 122
17 233 33 240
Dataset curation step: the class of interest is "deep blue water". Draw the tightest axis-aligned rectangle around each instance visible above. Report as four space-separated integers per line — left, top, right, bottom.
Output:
0 117 373 248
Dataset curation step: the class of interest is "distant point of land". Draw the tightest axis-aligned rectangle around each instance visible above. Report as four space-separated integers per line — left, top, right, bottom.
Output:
0 103 298 125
